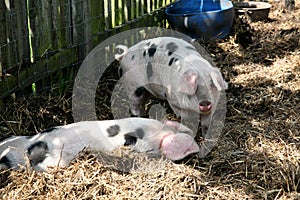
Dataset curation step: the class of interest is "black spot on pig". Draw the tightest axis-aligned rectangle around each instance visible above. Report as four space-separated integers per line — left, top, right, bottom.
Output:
124 134 137 146
124 128 144 145
134 86 145 97
168 58 178 66
107 125 120 137
143 50 147 57
131 55 135 60
147 62 153 78
135 128 145 139
145 42 151 46
166 42 178 56
27 141 49 165
148 44 157 57
0 155 11 169
40 127 57 134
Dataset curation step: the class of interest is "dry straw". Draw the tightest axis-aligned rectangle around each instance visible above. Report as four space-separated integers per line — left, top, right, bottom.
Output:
0 1 300 199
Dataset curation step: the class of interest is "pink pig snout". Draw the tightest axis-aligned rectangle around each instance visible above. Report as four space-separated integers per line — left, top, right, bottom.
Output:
160 133 199 161
199 100 212 114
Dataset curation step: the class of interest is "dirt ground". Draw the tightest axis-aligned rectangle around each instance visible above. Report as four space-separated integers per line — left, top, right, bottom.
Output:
0 1 299 199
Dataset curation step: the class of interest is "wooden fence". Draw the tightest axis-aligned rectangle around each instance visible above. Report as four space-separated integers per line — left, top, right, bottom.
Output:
0 0 174 106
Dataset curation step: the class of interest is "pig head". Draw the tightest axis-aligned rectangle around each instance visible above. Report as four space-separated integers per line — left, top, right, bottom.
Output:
115 37 228 135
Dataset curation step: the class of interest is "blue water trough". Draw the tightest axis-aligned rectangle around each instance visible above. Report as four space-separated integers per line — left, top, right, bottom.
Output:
165 0 235 41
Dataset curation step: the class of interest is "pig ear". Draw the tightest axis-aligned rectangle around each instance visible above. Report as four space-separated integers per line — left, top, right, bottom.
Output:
210 71 228 91
177 69 198 95
114 45 128 61
163 120 195 137
161 133 199 161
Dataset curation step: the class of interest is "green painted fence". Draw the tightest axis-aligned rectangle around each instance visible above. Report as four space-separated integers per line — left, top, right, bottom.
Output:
0 0 174 105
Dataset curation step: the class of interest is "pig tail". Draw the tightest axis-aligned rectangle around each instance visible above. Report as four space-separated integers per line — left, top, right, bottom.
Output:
115 45 128 61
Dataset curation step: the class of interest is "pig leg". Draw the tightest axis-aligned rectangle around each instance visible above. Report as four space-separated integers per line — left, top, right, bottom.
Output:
164 120 195 137
129 86 151 117
200 114 211 137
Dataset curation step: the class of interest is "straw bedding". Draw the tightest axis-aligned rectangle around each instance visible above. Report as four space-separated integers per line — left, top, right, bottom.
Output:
0 2 299 199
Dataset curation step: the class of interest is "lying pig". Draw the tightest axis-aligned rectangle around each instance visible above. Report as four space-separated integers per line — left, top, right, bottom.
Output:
0 118 199 171
0 136 30 169
115 37 227 135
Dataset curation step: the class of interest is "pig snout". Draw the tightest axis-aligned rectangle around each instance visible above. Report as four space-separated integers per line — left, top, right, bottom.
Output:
199 100 212 114
160 133 199 161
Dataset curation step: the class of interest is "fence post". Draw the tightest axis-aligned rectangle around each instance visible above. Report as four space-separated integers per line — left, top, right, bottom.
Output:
28 0 53 61
55 0 72 49
0 0 8 74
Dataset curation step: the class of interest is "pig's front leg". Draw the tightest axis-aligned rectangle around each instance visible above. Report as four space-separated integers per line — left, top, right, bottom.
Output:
129 86 150 117
164 120 195 137
200 114 211 137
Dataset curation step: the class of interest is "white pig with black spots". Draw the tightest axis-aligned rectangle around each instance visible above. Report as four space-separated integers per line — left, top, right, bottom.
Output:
0 118 199 171
115 37 227 135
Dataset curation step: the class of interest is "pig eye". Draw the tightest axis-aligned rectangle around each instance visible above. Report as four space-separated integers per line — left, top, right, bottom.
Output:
146 149 154 153
210 81 218 90
186 87 199 100
187 94 193 100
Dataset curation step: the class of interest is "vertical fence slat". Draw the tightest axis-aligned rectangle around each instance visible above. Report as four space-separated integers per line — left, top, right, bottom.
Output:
120 0 126 24
4 1 18 69
158 0 163 7
14 1 30 64
0 1 7 109
5 2 16 69
149 0 153 12
132 0 137 19
55 0 71 49
125 0 132 22
99 0 105 31
153 0 157 9
114 0 119 26
49 0 58 51
87 0 102 49
105 0 113 30
71 0 83 45
89 0 101 36
28 0 53 61
0 1 8 74
72 0 91 60
143 0 148 15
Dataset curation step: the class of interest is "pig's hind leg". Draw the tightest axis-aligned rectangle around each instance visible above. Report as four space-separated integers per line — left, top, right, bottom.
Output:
129 86 151 117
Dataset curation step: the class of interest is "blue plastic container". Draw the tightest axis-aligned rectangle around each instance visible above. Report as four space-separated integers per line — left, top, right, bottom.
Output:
165 0 235 41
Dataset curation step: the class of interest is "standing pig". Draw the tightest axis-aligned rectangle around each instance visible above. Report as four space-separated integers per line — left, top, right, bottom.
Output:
115 37 227 135
0 118 199 171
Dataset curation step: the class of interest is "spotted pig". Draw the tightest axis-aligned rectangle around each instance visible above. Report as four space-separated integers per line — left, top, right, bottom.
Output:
115 37 228 135
0 118 199 171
